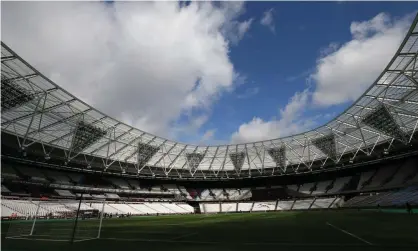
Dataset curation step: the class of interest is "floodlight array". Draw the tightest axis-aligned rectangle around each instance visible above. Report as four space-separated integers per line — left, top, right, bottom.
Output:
267 147 286 168
229 152 246 171
71 121 107 153
1 76 38 110
137 142 160 168
186 153 205 172
312 134 337 160
362 104 408 143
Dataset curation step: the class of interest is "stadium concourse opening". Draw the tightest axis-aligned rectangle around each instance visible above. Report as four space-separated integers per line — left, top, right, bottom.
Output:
2 5 418 251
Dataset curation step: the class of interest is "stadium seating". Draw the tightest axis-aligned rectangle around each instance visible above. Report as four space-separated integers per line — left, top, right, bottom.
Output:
276 201 293 210
2 185 11 193
2 165 20 179
363 166 398 189
16 166 48 183
237 202 253 212
357 171 375 190
310 198 335 209
385 159 418 187
287 184 299 192
252 201 276 211
1 200 49 217
312 180 332 195
46 171 72 185
298 183 315 195
221 203 237 212
200 203 220 213
343 187 418 208
327 177 351 193
55 189 75 197
1 204 24 217
292 199 314 210
105 193 120 199
106 178 130 189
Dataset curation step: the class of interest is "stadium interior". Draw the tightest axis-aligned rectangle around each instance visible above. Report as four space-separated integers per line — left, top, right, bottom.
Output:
1 8 418 251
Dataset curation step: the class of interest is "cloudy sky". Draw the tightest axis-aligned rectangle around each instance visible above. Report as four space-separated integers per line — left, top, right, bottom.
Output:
2 1 416 145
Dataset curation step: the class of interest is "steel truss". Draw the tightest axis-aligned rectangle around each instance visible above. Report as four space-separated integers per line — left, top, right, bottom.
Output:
2 15 418 179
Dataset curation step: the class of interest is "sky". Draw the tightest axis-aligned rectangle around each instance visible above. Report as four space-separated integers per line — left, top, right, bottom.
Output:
1 1 417 145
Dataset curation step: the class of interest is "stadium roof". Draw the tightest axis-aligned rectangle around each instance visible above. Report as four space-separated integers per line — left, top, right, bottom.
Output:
1 15 418 179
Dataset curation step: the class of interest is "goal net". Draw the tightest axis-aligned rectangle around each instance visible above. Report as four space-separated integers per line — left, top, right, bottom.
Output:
5 198 105 242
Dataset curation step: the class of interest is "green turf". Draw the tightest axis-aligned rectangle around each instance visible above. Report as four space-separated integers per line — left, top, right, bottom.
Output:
2 210 418 251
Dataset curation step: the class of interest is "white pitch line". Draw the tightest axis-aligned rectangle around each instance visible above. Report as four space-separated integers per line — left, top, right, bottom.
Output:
326 222 373 246
5 237 68 242
73 237 97 243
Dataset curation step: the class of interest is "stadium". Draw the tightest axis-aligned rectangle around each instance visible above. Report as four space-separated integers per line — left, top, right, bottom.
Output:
1 6 418 251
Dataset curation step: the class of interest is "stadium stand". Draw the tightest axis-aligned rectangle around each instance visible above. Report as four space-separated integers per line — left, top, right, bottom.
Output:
385 159 418 187
298 182 315 195
327 177 351 193
252 201 276 211
292 199 314 210
311 180 332 195
2 165 20 179
55 189 75 198
364 166 399 189
357 171 376 190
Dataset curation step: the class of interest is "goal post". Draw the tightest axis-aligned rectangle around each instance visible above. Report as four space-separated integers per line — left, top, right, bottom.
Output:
5 198 105 242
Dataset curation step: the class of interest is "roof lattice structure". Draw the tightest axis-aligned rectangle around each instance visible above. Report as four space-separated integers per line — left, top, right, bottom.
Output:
2 14 418 179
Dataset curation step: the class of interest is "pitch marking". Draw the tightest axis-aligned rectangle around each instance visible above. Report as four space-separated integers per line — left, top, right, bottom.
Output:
326 222 373 246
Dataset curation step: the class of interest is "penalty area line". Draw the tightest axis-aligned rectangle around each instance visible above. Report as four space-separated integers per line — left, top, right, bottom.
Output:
326 222 373 246
4 237 69 242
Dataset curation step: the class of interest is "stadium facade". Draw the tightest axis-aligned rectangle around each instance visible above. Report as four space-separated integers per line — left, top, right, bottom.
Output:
1 13 418 222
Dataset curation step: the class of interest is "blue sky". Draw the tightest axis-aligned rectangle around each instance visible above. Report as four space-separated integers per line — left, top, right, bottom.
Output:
181 1 417 144
2 1 417 145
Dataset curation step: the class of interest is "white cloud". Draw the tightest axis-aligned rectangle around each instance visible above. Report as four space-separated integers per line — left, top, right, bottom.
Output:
200 129 216 142
231 89 314 143
260 8 275 33
1 1 252 139
312 12 413 106
237 87 259 99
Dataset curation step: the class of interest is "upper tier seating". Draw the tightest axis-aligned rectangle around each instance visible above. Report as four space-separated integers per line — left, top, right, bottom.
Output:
2 165 20 179
364 166 398 189
16 166 48 183
357 171 375 190
46 171 72 185
298 183 315 195
311 180 332 195
327 177 351 194
106 178 130 189
55 189 75 197
385 159 418 187
105 193 120 199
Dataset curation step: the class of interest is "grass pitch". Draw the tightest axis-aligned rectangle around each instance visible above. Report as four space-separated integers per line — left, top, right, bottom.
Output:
2 210 418 251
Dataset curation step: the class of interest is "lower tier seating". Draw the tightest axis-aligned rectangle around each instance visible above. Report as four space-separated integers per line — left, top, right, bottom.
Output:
1 199 194 217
